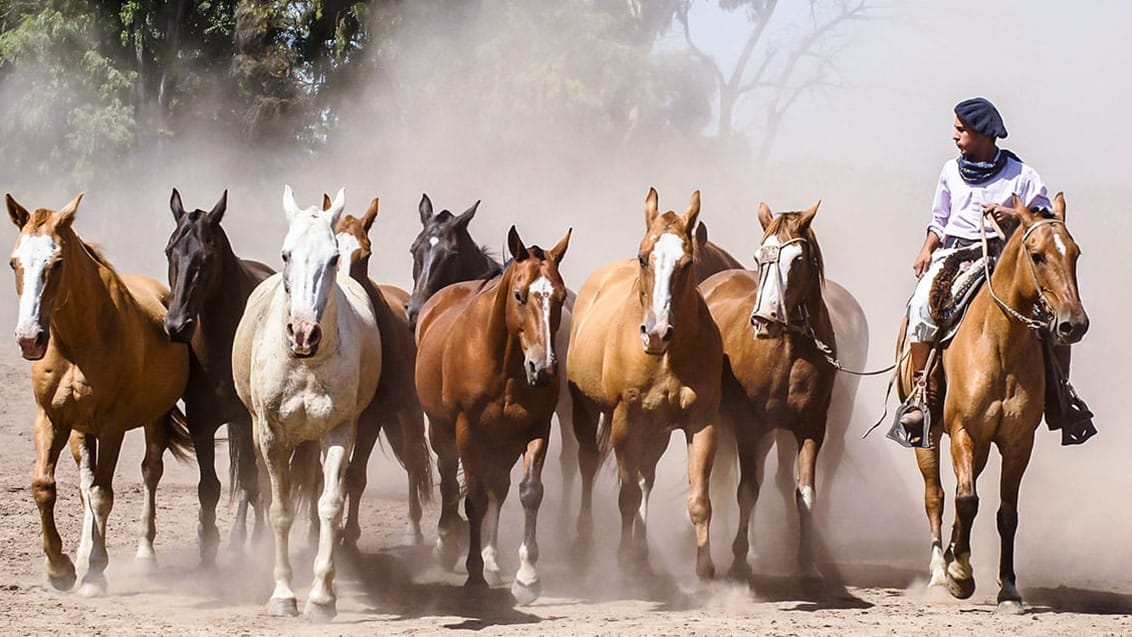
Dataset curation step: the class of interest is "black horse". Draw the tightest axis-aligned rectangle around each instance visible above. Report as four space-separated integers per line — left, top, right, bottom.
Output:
163 188 274 565
406 194 579 530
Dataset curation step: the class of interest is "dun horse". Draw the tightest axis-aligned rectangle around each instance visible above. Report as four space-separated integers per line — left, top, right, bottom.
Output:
232 187 381 619
163 189 274 564
331 195 433 547
900 195 1088 614
702 201 839 582
7 193 191 595
415 225 570 604
568 188 722 580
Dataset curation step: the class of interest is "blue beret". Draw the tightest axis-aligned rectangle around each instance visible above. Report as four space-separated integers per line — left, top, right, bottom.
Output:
955 97 1008 139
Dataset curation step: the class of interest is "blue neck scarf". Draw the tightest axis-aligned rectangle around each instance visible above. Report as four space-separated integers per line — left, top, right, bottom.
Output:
958 149 1021 185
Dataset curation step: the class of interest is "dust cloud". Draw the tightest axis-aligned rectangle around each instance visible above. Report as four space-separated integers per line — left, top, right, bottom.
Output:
1 0 1129 609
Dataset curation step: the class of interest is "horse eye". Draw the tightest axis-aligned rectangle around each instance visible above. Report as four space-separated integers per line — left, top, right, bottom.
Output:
50 259 62 270
281 251 290 263
637 252 647 266
329 254 339 267
1031 252 1044 264
513 290 523 303
8 260 15 270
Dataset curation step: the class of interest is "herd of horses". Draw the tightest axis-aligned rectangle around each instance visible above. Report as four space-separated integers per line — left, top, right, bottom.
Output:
4 184 1087 619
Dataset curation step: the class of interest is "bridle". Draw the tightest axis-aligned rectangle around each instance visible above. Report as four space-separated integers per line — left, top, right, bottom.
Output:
980 215 1063 333
750 236 812 330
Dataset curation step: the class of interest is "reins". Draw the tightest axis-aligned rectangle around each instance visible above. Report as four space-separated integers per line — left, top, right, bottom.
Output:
979 213 1059 333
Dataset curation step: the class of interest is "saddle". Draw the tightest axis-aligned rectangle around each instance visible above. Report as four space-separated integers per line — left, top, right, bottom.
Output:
928 246 987 345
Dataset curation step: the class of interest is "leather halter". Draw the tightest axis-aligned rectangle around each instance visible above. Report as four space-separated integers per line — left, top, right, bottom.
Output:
750 236 811 329
981 216 1065 332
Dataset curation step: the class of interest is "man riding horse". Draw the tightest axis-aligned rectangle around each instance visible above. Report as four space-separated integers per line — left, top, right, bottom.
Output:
892 97 1095 447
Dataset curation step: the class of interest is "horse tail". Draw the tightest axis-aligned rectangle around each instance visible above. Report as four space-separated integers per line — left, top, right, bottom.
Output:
227 418 253 502
289 441 323 516
165 407 196 463
381 408 435 506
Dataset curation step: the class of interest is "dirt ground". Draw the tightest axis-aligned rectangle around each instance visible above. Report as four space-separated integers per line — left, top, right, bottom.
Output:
0 349 1129 637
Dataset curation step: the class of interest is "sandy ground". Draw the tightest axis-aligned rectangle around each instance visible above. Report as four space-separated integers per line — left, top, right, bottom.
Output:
0 350 1130 637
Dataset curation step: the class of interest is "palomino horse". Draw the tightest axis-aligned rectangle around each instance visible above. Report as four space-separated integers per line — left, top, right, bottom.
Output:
568 188 722 580
702 200 837 582
330 195 433 547
232 186 381 619
163 188 274 564
899 195 1088 614
7 193 191 595
415 225 570 604
405 193 579 535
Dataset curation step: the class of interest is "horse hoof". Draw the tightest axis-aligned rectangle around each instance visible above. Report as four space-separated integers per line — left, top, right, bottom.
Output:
434 539 461 571
77 575 107 598
946 574 976 600
134 555 159 575
484 567 503 587
511 578 542 606
800 571 825 596
303 599 337 622
695 559 716 581
267 597 299 617
47 566 77 592
726 561 751 582
464 574 489 590
996 600 1024 616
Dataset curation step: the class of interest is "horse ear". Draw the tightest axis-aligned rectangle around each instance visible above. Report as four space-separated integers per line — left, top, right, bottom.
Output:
1011 194 1037 226
1051 192 1066 221
644 187 659 227
798 199 821 231
326 188 347 229
322 193 332 211
7 193 29 229
362 197 379 232
681 190 701 234
419 193 433 225
208 190 227 225
694 221 708 248
757 201 774 231
549 227 572 264
55 192 83 230
455 200 480 230
283 185 302 222
507 225 529 262
170 188 186 222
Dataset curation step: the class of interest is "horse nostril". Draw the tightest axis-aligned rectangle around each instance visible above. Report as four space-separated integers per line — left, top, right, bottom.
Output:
1058 321 1073 336
286 322 294 337
663 326 674 342
640 324 647 335
308 324 322 346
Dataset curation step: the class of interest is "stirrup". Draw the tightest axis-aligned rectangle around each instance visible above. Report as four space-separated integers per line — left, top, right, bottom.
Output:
1058 385 1097 446
887 394 932 449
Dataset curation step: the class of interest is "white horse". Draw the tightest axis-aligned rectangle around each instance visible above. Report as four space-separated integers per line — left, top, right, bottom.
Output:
232 186 381 620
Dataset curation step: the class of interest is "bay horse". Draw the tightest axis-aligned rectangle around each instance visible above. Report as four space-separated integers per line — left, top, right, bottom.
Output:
692 221 743 281
232 186 381 619
7 193 192 596
568 188 722 580
898 194 1088 614
163 188 274 565
415 225 570 604
405 193 579 544
330 194 433 547
701 200 838 583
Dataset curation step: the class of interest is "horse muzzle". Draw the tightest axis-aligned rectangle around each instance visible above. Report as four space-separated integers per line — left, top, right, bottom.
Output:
287 318 322 358
525 357 557 387
750 312 783 339
640 320 674 354
1053 309 1089 345
16 329 48 361
164 313 196 343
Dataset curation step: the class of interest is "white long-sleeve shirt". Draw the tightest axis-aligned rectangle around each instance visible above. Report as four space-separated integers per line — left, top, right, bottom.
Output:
929 153 1051 241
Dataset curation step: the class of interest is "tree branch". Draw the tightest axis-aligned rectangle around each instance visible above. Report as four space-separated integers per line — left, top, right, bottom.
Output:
676 2 725 90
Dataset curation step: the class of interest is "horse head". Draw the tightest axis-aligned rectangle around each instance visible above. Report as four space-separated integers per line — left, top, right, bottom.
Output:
163 188 228 342
406 194 482 329
504 225 571 386
750 200 824 338
6 192 83 360
281 185 345 357
1012 193 1089 344
636 187 700 354
331 195 379 283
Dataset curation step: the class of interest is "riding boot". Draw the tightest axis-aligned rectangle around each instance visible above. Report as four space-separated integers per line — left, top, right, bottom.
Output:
1042 341 1096 445
888 341 938 448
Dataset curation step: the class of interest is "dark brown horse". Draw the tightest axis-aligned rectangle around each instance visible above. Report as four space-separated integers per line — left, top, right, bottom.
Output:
8 193 192 595
330 195 433 547
163 189 274 564
692 221 743 281
568 188 722 580
899 195 1088 614
415 225 570 604
701 201 837 583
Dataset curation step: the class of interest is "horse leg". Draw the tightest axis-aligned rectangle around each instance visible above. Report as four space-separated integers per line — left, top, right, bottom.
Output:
480 463 511 587
430 418 463 570
794 427 825 585
916 429 947 588
136 418 169 569
305 421 353 621
343 410 381 552
994 436 1035 615
189 414 222 567
463 468 489 589
70 432 95 576
259 426 298 617
78 430 124 597
382 407 429 545
611 406 645 575
571 386 601 557
728 416 760 580
513 433 549 605
556 385 578 518
944 428 989 600
635 434 669 558
34 413 75 591
229 415 265 550
686 422 717 581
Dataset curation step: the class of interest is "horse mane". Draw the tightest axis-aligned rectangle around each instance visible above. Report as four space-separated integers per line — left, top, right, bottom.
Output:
762 212 825 283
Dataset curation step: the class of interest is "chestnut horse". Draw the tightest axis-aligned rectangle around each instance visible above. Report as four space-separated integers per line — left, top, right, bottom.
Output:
415 225 570 604
163 188 274 564
568 188 722 580
7 193 191 596
331 195 433 547
232 187 381 619
899 195 1088 614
